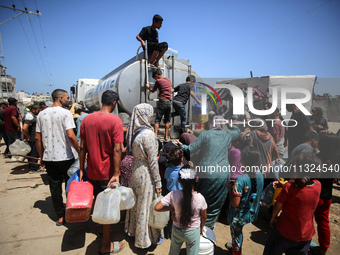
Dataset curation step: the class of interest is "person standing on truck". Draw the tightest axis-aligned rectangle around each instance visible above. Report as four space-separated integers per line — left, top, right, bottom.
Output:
146 69 172 142
136 14 168 68
171 75 201 132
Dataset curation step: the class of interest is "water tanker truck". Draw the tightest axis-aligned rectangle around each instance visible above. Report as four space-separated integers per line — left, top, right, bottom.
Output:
71 48 200 117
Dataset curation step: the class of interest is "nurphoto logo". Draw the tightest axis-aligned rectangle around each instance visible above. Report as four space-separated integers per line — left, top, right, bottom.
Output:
200 84 312 116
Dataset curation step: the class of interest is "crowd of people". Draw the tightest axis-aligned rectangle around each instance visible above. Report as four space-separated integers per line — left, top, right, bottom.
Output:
0 78 339 255
0 98 47 172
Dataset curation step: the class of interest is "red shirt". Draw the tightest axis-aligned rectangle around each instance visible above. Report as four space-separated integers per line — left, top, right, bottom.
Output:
270 119 285 139
80 112 124 181
153 77 172 101
276 180 321 241
3 106 20 131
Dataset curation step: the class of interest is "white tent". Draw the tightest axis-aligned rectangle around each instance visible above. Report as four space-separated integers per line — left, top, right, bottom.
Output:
215 75 316 118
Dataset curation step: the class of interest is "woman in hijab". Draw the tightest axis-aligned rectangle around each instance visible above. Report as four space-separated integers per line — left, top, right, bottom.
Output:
179 132 199 164
179 132 197 145
179 115 241 229
124 103 163 248
311 107 328 133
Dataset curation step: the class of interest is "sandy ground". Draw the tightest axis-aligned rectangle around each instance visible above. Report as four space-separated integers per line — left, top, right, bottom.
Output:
0 123 339 255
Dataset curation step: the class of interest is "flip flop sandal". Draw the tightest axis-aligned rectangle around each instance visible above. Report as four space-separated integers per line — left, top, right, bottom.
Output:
98 241 125 255
157 237 164 245
56 220 64 226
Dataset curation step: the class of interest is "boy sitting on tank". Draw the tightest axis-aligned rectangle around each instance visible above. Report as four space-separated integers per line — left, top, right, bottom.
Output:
136 14 168 68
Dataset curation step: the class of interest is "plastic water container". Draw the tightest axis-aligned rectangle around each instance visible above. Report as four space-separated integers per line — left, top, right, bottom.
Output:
67 160 87 177
199 236 214 255
11 156 24 161
115 183 135 210
67 159 79 177
66 170 89 196
273 161 283 180
261 181 275 205
9 139 31 156
203 226 216 244
65 180 94 223
149 196 169 229
272 178 288 205
71 147 79 159
92 187 121 224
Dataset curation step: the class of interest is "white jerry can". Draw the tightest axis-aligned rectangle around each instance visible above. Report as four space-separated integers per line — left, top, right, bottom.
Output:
199 226 215 255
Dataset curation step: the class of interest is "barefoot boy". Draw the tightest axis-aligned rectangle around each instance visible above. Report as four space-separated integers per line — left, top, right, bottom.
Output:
137 14 168 67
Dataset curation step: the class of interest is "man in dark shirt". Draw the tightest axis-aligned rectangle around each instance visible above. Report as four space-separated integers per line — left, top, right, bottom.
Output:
171 75 201 130
286 104 313 156
0 102 9 155
3 97 21 148
146 69 172 141
136 14 168 68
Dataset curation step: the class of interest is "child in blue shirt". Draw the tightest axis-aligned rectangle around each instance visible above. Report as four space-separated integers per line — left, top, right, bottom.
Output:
164 146 184 192
164 146 184 237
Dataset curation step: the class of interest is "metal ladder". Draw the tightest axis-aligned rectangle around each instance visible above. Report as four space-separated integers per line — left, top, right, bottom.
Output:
137 42 187 139
136 41 171 104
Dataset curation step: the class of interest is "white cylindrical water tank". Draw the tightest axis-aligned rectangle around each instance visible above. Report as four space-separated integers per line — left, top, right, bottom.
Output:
84 58 200 115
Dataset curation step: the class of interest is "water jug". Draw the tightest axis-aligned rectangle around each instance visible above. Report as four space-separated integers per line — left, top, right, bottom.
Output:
202 226 216 244
148 196 169 229
11 156 24 161
67 159 78 177
65 180 94 223
273 161 283 180
261 181 275 205
272 178 288 205
114 183 135 210
66 170 89 195
71 147 79 159
67 159 87 177
199 236 214 255
92 187 121 224
9 139 31 156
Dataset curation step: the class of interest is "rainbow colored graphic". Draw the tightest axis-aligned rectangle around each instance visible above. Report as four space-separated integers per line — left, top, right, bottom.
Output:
197 82 222 106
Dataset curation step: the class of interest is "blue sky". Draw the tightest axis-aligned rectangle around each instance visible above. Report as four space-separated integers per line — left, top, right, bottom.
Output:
1 0 339 95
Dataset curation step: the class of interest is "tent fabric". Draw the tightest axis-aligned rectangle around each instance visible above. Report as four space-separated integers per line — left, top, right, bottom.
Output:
215 75 316 119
